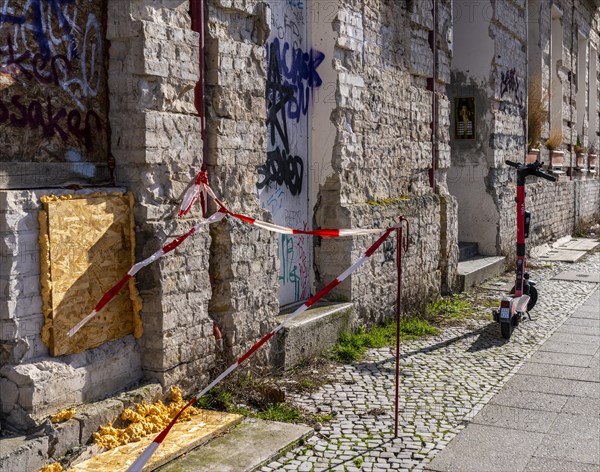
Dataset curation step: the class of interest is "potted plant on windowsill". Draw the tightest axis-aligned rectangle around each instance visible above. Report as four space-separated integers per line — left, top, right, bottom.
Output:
527 79 545 164
527 140 541 164
574 135 587 170
545 130 564 170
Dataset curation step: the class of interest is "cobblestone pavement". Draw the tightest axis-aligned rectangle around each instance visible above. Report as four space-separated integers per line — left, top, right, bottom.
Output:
259 252 600 472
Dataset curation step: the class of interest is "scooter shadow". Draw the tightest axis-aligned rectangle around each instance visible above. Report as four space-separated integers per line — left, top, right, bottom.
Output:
465 322 511 352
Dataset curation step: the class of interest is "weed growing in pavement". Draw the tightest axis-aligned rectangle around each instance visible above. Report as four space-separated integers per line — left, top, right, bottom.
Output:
424 294 477 324
331 318 440 362
192 365 335 426
255 402 302 422
399 317 441 339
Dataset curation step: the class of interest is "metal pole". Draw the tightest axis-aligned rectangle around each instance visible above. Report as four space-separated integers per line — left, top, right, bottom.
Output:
394 218 409 438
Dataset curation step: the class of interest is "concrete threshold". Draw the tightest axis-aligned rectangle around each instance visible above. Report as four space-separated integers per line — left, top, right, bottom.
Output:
157 418 313 472
457 256 505 291
273 302 353 370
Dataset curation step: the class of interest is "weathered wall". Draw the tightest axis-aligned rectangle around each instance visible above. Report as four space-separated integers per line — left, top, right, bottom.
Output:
449 0 600 259
315 0 457 319
0 0 110 188
107 0 217 391
205 0 279 365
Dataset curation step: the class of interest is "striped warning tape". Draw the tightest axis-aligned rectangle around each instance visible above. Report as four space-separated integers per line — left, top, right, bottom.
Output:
125 226 399 472
68 176 391 336
67 211 226 337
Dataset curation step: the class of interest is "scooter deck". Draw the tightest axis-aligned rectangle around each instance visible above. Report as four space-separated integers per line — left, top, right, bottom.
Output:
513 295 530 313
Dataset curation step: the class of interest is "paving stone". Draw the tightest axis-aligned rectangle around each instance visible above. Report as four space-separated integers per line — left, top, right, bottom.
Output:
258 255 600 472
561 396 600 417
533 434 600 465
516 363 587 380
471 404 557 433
424 424 545 472
547 413 600 439
489 388 568 412
524 457 600 472
527 351 594 367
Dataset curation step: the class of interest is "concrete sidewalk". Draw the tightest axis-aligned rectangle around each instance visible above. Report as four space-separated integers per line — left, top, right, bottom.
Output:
426 288 600 472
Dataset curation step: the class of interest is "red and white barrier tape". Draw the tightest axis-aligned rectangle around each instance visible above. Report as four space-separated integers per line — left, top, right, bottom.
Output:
67 212 226 337
125 226 397 472
69 179 390 336
202 176 386 237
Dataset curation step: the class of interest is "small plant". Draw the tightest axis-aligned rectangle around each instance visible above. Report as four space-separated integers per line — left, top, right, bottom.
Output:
353 457 364 467
527 78 546 150
399 318 441 339
574 135 585 154
331 318 440 362
313 412 334 423
545 129 562 151
424 294 476 324
255 402 302 422
196 387 233 410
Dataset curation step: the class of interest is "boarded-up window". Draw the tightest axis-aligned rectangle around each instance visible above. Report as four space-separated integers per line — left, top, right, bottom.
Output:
39 193 142 357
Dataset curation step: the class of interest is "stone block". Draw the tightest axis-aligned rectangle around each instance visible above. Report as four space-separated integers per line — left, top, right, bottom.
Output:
273 303 353 370
53 419 82 458
0 435 49 472
76 398 124 444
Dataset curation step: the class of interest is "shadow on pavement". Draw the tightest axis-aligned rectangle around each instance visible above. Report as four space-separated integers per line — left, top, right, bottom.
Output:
356 322 508 373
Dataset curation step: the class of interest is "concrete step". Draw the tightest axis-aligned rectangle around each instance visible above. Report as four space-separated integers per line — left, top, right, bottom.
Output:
458 242 479 261
272 302 353 370
157 418 313 472
457 256 506 291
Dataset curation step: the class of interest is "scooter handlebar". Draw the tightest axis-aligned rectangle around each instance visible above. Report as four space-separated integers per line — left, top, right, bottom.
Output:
505 160 558 182
534 170 558 182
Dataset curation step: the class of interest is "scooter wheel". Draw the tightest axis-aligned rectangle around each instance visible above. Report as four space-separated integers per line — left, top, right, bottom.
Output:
501 322 513 339
527 285 538 311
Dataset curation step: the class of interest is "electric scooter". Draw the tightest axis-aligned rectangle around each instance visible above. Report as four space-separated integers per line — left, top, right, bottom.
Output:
493 160 557 339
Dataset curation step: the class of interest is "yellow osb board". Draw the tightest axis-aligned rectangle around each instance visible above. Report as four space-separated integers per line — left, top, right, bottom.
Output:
69 410 243 472
39 193 142 357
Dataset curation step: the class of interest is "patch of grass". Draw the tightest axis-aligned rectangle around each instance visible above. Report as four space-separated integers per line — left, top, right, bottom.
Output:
299 378 315 390
353 457 364 467
255 402 302 422
228 405 253 416
196 387 233 411
399 317 440 340
424 294 476 324
332 318 440 363
313 413 334 423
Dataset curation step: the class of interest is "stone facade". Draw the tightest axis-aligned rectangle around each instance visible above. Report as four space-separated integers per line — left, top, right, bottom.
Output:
448 0 600 259
1 0 596 448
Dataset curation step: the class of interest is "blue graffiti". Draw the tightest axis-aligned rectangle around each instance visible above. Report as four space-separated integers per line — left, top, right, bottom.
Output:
0 0 78 59
266 38 324 122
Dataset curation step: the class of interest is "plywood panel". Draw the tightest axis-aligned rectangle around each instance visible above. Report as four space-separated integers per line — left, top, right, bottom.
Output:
69 410 243 472
39 193 142 357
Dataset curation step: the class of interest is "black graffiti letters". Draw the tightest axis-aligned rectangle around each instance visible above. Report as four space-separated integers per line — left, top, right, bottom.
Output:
266 41 294 152
500 68 524 108
257 147 304 196
0 94 102 149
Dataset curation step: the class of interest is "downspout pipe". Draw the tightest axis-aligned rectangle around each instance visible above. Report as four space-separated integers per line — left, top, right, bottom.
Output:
524 2 529 163
569 0 575 180
191 0 207 174
428 0 438 191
